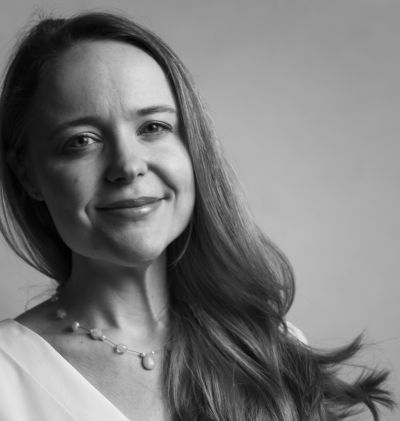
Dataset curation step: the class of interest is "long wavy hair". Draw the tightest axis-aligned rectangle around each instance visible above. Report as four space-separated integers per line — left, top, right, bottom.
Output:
0 12 393 420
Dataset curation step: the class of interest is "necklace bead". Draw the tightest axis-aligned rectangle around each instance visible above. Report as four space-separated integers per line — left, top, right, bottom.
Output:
90 327 104 340
71 321 80 331
114 344 128 354
56 308 67 319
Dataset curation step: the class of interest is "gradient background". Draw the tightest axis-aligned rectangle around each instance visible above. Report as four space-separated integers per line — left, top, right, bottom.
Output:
0 1 398 419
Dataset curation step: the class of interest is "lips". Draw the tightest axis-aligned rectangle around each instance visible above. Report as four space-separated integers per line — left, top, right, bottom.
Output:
99 197 162 210
96 196 164 221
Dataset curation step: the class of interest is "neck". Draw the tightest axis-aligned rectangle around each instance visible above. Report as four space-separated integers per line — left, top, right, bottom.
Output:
58 252 169 342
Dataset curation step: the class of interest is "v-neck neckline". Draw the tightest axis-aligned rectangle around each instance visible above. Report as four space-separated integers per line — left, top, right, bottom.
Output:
2 319 131 421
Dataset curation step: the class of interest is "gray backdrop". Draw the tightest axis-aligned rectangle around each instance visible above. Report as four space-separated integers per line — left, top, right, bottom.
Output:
0 1 398 419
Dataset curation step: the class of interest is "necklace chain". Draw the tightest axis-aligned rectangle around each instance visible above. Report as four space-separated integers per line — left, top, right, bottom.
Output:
52 296 161 370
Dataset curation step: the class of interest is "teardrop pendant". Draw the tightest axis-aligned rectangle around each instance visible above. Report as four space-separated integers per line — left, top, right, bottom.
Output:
141 352 156 370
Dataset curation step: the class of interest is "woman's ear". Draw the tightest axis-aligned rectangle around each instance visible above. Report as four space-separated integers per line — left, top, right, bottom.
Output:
7 149 44 201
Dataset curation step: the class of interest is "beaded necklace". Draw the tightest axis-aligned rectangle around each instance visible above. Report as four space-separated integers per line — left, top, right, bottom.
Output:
52 296 163 370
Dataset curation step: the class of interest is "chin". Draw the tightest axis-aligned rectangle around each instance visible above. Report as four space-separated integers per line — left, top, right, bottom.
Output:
66 235 167 270
97 241 167 267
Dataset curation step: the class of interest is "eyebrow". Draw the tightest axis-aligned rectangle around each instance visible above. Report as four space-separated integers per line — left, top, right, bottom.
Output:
136 105 177 116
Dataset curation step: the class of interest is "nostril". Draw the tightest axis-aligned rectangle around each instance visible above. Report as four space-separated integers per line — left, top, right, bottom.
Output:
105 158 147 184
107 171 144 184
113 175 130 184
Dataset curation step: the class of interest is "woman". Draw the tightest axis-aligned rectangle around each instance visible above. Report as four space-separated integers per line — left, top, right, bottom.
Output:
0 12 393 421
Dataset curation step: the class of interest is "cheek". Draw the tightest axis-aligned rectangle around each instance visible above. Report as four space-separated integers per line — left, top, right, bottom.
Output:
183 167 196 210
173 155 195 225
155 144 195 227
35 161 97 218
167 147 195 203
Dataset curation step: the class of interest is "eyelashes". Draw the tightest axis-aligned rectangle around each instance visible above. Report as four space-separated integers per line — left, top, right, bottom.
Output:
137 121 172 138
62 120 174 152
65 133 101 150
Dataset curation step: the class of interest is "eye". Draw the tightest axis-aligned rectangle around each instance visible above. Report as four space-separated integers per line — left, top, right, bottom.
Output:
138 121 172 138
65 133 101 150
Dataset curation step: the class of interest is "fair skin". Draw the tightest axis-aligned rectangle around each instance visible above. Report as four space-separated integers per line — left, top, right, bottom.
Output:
15 40 195 421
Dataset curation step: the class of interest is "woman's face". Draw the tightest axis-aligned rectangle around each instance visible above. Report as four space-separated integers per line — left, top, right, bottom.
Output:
24 40 195 265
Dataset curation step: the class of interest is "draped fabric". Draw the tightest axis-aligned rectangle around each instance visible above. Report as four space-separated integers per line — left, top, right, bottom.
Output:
0 318 307 421
0 319 130 421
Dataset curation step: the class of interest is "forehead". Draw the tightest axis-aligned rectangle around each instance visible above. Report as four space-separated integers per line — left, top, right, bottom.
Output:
34 40 176 117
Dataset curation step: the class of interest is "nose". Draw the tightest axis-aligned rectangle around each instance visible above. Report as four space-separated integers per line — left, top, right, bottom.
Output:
105 132 148 184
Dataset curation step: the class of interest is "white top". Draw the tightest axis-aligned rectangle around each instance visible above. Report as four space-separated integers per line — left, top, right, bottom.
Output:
0 319 130 421
0 319 307 420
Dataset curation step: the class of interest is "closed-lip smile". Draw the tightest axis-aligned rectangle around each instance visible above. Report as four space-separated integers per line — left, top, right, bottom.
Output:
97 197 163 220
99 197 162 209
